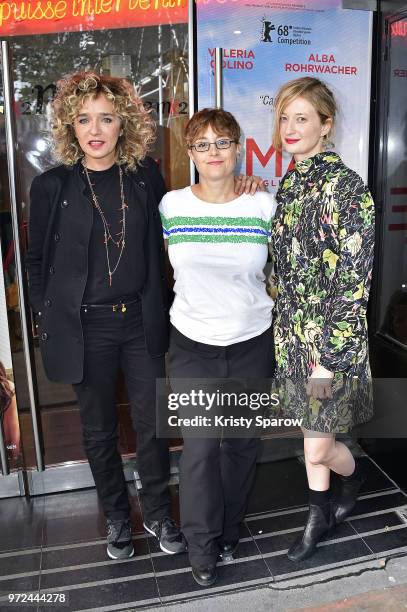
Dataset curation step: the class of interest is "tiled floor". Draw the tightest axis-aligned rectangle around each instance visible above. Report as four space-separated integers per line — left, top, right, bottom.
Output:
1 455 407 611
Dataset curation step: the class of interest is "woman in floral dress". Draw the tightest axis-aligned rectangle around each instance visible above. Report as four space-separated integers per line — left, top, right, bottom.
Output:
271 77 375 561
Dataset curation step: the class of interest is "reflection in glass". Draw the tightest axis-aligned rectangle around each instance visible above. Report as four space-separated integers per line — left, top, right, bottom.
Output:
13 25 189 204
0 60 23 471
379 18 407 347
7 23 189 468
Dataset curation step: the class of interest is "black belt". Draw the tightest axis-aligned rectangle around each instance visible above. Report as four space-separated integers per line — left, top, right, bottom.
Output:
81 296 140 313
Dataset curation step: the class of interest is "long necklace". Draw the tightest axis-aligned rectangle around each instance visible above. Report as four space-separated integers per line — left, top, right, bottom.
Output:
83 162 128 287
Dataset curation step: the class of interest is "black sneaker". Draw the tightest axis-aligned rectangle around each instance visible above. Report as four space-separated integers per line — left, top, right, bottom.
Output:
106 518 134 560
143 517 187 554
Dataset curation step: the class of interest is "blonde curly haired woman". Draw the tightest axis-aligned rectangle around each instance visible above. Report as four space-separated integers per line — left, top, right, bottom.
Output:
26 72 187 561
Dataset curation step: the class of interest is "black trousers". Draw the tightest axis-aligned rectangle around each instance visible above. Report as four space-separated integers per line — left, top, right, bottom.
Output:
73 301 171 522
169 326 275 568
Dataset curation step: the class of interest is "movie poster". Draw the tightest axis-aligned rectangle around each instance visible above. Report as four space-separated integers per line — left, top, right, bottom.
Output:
197 0 373 191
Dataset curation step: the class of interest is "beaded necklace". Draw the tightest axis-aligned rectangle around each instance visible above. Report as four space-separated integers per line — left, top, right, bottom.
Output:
83 162 128 287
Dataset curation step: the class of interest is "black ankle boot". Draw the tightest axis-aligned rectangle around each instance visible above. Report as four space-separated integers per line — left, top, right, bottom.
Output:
287 503 335 562
333 464 366 524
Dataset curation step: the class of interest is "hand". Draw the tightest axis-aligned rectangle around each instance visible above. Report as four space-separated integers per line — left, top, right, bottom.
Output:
234 174 268 195
305 364 334 401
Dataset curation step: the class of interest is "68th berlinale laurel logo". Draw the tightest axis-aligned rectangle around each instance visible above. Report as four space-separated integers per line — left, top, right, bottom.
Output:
261 18 275 42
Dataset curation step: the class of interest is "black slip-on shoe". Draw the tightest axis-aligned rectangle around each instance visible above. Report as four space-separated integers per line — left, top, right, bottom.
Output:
191 565 217 586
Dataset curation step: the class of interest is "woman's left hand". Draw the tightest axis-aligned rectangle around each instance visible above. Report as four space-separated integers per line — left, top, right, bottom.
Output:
234 174 268 195
306 364 335 400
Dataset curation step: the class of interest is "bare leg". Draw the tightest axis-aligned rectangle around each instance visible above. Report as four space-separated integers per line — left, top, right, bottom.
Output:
303 429 355 487
287 431 337 562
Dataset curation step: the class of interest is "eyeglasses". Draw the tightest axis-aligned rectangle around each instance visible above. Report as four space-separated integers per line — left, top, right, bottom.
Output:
188 139 237 153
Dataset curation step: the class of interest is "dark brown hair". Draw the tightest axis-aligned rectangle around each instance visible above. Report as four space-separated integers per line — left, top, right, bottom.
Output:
184 108 241 146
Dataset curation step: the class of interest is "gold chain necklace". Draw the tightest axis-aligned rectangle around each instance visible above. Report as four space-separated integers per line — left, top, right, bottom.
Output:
83 162 128 287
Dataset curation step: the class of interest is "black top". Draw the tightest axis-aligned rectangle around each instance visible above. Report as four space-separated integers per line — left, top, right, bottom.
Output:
81 163 146 304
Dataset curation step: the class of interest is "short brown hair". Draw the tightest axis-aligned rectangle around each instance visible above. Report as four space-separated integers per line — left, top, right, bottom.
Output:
272 77 337 150
51 72 155 169
185 108 241 145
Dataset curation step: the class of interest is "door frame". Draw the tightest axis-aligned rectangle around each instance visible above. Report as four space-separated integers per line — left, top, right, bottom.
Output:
0 40 44 495
369 1 407 366
0 3 195 496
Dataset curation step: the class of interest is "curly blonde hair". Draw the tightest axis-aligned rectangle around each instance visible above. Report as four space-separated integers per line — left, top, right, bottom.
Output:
51 72 156 169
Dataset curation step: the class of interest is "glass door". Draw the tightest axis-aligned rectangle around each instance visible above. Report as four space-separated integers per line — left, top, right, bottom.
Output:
377 11 407 351
0 54 25 497
360 3 407 443
0 14 191 496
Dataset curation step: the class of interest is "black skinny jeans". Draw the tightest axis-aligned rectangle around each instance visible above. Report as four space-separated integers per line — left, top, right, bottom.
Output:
73 301 171 522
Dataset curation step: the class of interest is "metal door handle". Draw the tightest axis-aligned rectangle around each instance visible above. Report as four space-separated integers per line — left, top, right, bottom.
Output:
215 47 223 109
0 419 10 476
188 0 196 186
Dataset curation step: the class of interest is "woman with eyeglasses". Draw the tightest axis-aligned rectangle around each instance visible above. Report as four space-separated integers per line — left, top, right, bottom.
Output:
159 108 276 586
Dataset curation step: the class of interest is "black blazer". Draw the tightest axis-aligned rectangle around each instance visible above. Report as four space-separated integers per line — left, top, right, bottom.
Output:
26 157 169 384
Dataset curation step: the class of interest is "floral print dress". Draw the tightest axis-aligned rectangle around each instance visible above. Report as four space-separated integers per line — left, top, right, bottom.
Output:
272 152 375 432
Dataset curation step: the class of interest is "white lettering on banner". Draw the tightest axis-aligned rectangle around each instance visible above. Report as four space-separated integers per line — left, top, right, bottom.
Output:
167 415 304 428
